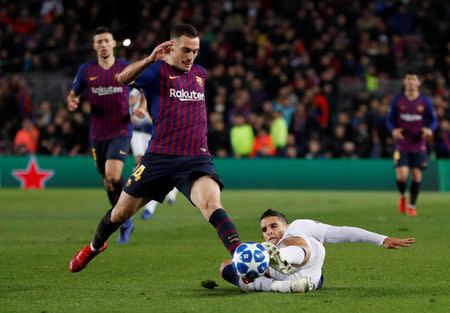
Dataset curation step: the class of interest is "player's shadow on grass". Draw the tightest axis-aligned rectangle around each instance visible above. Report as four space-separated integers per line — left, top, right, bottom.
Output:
192 285 246 297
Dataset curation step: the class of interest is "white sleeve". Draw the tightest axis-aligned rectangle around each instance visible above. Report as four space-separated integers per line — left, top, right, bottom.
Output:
323 226 387 246
279 246 306 266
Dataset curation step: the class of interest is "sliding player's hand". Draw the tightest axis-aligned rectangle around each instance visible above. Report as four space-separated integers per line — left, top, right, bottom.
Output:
383 237 415 250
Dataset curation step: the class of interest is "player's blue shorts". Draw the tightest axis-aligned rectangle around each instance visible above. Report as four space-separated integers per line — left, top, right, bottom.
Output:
393 150 428 170
91 136 131 174
123 153 224 204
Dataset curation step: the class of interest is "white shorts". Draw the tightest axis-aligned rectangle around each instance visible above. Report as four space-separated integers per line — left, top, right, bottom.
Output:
131 131 151 157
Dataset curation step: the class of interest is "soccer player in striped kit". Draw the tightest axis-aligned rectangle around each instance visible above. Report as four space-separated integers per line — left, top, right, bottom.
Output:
387 69 438 216
67 27 137 244
69 24 242 273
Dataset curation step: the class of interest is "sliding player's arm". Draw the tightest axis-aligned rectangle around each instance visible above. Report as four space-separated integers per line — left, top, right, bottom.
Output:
323 225 414 249
261 237 311 274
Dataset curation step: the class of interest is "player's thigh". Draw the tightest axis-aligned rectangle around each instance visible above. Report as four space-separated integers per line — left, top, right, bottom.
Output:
190 176 222 219
111 191 150 222
394 151 409 181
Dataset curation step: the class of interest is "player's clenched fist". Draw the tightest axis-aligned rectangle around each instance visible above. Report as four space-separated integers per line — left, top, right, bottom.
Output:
67 94 80 112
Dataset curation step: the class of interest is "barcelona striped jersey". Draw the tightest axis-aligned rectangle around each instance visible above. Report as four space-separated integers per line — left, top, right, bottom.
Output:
133 60 210 156
72 59 132 141
386 94 437 152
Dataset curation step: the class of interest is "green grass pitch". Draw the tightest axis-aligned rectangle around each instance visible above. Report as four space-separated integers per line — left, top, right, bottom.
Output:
0 189 449 313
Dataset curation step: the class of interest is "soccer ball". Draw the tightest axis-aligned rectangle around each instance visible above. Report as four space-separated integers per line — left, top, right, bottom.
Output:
232 242 269 280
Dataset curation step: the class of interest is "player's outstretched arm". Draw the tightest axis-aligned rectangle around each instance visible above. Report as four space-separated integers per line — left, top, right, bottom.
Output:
118 41 173 85
67 90 80 112
383 237 415 250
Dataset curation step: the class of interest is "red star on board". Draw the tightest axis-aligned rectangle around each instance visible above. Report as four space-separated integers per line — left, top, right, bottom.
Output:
12 157 54 189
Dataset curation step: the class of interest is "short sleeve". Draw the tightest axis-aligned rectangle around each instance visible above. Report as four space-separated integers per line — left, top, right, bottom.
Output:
133 62 161 89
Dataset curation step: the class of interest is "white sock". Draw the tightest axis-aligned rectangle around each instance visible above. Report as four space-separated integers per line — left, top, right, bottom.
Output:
239 276 273 292
270 280 291 292
145 201 157 214
167 188 178 201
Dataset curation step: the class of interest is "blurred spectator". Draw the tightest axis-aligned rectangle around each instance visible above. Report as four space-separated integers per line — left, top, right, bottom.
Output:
208 112 229 157
250 126 276 158
13 118 39 154
38 122 59 155
59 120 80 155
270 112 288 152
326 124 346 158
230 115 254 157
435 120 450 158
273 85 297 127
36 100 53 128
305 138 326 160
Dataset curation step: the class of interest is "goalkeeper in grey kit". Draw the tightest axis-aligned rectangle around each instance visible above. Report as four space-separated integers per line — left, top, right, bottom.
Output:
220 209 415 293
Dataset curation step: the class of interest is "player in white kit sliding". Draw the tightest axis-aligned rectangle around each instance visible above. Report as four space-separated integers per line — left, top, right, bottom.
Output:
220 209 415 293
129 88 178 219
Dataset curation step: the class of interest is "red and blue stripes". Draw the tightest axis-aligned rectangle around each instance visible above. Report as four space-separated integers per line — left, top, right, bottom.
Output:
147 63 210 156
78 59 131 141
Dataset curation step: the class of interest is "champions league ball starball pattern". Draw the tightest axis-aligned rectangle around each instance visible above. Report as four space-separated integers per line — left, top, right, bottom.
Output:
232 242 269 280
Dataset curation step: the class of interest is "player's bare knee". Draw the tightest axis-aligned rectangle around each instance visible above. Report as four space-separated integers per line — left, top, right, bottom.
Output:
411 170 422 182
106 172 121 183
111 206 132 223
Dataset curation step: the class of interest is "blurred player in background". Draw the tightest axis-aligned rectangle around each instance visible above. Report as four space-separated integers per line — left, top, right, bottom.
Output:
69 24 242 273
220 209 414 293
387 69 438 216
67 26 139 243
128 88 178 220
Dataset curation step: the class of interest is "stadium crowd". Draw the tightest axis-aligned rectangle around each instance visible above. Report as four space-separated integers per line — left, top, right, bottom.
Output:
0 0 449 158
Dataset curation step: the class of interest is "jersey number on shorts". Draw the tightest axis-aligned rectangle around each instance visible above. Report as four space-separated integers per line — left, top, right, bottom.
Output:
131 164 146 181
